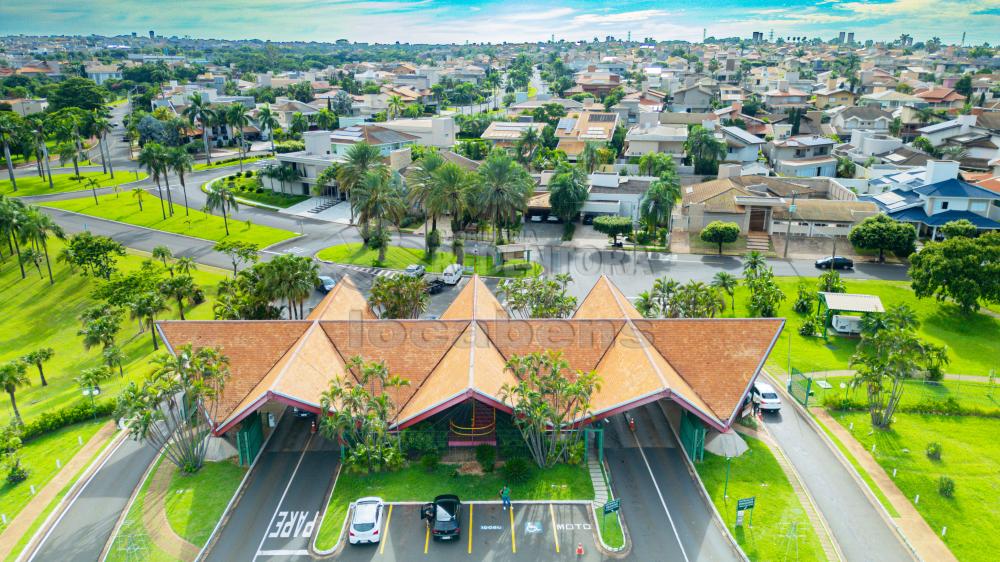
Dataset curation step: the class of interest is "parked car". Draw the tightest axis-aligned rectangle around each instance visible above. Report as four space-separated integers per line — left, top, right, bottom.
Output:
317 275 337 292
292 407 316 420
349 497 385 545
441 263 463 285
421 495 461 540
426 279 446 294
404 264 426 278
814 256 854 270
582 215 595 225
529 215 542 223
751 381 782 412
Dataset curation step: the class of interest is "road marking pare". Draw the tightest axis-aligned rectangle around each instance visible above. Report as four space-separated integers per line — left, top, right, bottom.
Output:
268 510 318 539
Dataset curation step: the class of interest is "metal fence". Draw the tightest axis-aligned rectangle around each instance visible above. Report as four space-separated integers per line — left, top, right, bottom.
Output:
789 370 813 408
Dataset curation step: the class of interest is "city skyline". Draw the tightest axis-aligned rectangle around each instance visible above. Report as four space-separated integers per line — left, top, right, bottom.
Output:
2 0 999 45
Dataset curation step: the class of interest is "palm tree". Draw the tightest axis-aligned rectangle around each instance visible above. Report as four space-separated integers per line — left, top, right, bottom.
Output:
20 247 44 278
0 112 24 191
686 126 726 175
19 207 65 285
159 274 197 320
182 92 216 165
939 145 968 162
91 111 114 178
174 256 197 276
634 290 659 318
26 114 54 189
257 104 280 153
206 184 239 235
103 345 126 377
138 142 168 219
387 95 405 120
579 141 601 174
515 127 540 164
639 175 681 233
914 106 940 125
475 149 534 244
77 366 112 396
226 104 251 172
337 142 387 224
152 245 173 271
22 348 54 386
132 187 145 211
85 177 102 205
652 277 680 317
290 112 308 137
315 108 338 130
353 171 406 262
51 109 86 177
167 146 194 214
742 250 767 276
711 271 738 312
0 196 28 279
406 151 445 236
130 292 167 350
0 360 30 425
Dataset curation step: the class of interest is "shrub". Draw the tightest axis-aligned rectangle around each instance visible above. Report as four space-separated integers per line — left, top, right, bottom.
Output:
562 222 576 241
799 316 820 337
20 401 115 442
401 429 438 456
475 444 496 473
566 441 585 465
5 457 29 484
502 457 532 484
926 442 943 461
938 475 955 498
420 453 440 473
793 283 816 314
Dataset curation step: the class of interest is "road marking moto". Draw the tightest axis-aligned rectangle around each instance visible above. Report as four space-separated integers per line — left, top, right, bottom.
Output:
252 433 315 561
379 504 393 555
549 504 560 553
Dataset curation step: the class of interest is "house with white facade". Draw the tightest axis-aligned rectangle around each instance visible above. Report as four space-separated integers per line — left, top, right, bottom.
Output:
768 135 837 177
623 124 687 159
831 106 894 136
718 126 766 168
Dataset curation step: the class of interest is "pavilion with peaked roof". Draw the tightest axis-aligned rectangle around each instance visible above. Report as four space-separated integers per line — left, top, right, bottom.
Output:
157 275 783 454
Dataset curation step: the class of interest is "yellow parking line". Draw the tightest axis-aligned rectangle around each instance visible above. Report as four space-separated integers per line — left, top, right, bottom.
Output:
424 523 430 554
467 503 474 554
379 504 393 555
549 504 560 553
509 505 516 553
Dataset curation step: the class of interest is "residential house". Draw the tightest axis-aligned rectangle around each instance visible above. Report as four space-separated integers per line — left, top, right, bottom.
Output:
813 87 856 109
670 84 715 113
378 117 456 149
858 90 924 110
3 98 47 116
861 160 1000 236
768 135 837 177
568 68 622 98
505 98 583 118
837 129 904 164
914 87 966 110
84 63 122 85
269 99 320 130
555 111 620 161
831 106 894 136
718 126 766 168
623 124 687 160
763 83 810 113
480 121 546 148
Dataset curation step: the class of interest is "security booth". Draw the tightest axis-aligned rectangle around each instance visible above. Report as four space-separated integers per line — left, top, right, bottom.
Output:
817 292 884 337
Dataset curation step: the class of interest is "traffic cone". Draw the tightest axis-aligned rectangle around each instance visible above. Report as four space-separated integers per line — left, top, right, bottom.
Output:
576 542 585 556
310 420 317 434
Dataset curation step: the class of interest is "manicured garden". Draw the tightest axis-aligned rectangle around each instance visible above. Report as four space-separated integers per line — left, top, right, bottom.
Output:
811 376 1000 415
721 277 1000 377
0 239 229 426
697 437 828 562
205 175 309 209
829 411 1000 562
43 193 297 247
1 171 146 197
192 154 270 171
163 460 247 546
0 419 108 533
313 461 592 551
315 243 543 278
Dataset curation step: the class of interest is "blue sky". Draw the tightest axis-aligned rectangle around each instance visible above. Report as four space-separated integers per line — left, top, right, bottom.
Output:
1 0 998 45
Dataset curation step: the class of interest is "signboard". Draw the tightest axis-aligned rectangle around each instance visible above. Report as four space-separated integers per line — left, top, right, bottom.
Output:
737 497 756 510
603 499 621 514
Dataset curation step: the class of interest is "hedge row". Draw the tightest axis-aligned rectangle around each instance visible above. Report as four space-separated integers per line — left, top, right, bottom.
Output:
822 395 1000 418
19 401 116 442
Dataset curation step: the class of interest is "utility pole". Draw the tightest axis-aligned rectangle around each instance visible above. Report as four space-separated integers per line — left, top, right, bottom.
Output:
782 191 800 259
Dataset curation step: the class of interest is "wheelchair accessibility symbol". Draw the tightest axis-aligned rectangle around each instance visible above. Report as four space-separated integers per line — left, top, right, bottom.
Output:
525 521 543 534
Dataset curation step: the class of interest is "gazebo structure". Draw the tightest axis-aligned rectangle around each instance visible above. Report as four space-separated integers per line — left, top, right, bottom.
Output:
156 275 783 462
817 292 885 336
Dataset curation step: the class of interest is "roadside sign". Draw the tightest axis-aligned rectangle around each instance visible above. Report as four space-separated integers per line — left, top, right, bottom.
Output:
602 499 621 514
737 497 755 510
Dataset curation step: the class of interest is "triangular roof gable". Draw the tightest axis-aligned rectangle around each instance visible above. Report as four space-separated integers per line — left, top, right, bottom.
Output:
440 275 508 320
308 276 375 320
574 275 642 319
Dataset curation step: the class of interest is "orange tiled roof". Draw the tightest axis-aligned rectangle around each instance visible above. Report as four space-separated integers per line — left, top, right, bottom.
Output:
158 275 783 434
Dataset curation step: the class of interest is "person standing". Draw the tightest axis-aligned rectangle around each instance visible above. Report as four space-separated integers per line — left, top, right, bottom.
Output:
752 390 761 417
500 484 511 511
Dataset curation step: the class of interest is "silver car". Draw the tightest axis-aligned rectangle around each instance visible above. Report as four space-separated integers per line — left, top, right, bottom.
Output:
349 497 385 545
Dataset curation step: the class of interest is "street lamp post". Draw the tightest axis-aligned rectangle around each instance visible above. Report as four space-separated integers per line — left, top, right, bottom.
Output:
782 191 802 259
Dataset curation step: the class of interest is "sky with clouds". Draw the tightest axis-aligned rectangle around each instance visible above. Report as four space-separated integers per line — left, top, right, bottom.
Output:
1 0 998 45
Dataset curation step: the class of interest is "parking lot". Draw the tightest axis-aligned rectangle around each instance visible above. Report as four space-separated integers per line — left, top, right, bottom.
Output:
334 502 607 561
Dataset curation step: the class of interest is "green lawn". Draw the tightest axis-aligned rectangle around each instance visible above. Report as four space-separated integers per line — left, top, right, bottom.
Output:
0 419 108 533
811 414 900 517
0 238 229 427
164 460 247 547
206 176 309 209
43 193 297 247
105 457 178 562
812 376 1000 415
831 411 1000 562
192 154 269 171
719 278 1000 377
696 437 828 562
1 171 147 197
314 461 592 551
316 243 542 278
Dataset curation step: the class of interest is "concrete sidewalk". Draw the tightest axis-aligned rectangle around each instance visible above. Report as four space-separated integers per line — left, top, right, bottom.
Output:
812 409 957 562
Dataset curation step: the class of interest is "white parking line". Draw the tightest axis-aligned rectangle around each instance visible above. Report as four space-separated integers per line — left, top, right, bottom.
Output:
630 421 690 562
252 433 315 561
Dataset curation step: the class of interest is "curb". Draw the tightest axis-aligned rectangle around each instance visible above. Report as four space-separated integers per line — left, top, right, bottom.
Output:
763 371 922 562
657 400 750 562
202 176 283 212
17 428 128 562
309 463 345 557
591 456 630 556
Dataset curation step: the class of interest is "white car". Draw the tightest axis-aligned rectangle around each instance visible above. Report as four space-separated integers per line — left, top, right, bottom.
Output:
349 497 385 545
441 263 463 285
317 276 337 293
751 381 782 412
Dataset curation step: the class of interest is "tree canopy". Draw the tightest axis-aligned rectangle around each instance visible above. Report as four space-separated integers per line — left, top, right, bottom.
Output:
909 231 1000 314
848 214 916 262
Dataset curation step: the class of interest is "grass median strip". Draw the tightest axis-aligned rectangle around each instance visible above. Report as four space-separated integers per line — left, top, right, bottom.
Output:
44 192 297 247
1 171 147 197
316 243 542 277
163 460 247 547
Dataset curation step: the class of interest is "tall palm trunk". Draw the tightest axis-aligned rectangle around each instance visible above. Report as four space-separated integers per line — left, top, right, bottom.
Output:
176 293 186 320
98 137 107 173
7 390 21 425
2 138 16 191
104 133 115 179
41 238 54 285
238 132 245 172
162 168 175 216
149 316 159 350
11 232 25 279
269 129 275 153
179 174 190 216
221 204 230 235
202 126 212 165
42 142 53 188
155 179 167 220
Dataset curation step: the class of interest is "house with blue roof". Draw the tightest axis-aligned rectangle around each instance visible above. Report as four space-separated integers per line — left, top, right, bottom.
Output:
861 160 1000 238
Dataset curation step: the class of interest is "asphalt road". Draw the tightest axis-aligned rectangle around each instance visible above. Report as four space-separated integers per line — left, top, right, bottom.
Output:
604 403 739 562
762 404 915 562
206 411 338 562
27 437 159 562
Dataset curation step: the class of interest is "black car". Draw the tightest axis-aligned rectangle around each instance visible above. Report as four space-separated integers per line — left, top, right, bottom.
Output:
426 279 446 294
421 495 461 540
814 256 854 270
